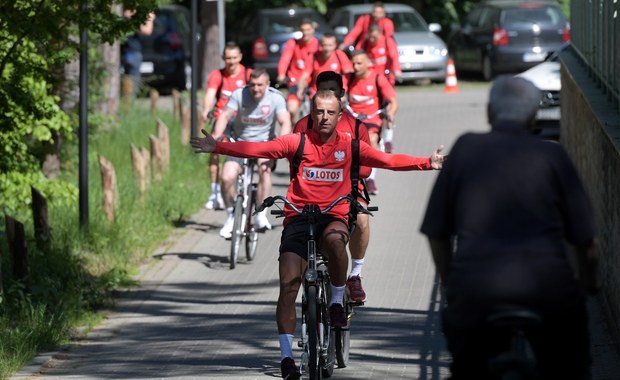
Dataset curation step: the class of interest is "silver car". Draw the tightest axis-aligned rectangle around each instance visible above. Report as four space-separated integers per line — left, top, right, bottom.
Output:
329 3 449 83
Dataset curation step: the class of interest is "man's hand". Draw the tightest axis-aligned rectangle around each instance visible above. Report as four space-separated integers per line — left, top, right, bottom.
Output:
190 129 216 154
430 145 447 169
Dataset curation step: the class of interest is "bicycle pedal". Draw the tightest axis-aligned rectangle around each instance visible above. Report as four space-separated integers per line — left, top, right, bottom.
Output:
349 300 365 307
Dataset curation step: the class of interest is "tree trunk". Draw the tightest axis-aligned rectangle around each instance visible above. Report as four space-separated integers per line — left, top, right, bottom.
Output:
31 187 51 252
97 4 123 116
5 215 30 284
201 1 221 89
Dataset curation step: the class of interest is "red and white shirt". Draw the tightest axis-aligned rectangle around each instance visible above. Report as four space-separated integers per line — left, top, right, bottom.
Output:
206 65 251 117
343 15 395 48
361 35 401 78
214 129 431 223
278 37 319 85
308 50 353 94
347 72 396 126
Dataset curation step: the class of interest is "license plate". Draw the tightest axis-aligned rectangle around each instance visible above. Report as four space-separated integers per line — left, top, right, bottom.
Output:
140 61 154 74
402 62 424 70
523 52 546 62
537 107 560 120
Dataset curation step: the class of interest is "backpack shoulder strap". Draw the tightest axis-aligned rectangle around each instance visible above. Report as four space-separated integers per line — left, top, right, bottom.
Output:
351 119 371 204
290 133 306 181
375 72 384 107
215 68 226 99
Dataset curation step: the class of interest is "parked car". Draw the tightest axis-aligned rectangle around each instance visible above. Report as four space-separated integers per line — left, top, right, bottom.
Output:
229 7 332 81
139 5 196 93
329 3 449 83
516 44 567 139
448 0 570 81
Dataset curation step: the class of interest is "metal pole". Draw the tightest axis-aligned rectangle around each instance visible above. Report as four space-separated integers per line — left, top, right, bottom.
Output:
79 4 89 231
217 0 225 68
191 0 198 138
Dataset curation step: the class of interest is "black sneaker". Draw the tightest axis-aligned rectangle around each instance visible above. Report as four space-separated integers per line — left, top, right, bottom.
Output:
280 357 300 379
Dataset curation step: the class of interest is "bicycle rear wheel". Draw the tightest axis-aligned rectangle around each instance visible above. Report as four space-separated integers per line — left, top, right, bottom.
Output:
245 183 258 261
307 285 320 379
321 278 335 378
335 300 352 368
229 196 244 269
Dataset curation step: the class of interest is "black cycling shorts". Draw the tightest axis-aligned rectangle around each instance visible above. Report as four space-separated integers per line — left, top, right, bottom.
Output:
279 215 348 261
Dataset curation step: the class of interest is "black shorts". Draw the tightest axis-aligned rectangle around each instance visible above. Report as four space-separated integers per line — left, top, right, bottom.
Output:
279 215 348 261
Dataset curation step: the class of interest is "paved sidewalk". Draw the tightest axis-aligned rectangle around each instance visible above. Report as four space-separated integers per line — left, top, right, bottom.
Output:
12 86 620 379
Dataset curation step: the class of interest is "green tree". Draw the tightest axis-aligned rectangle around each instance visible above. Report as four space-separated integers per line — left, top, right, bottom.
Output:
0 0 157 216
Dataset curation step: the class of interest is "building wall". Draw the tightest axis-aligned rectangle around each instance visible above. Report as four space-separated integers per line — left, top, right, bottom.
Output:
561 48 620 343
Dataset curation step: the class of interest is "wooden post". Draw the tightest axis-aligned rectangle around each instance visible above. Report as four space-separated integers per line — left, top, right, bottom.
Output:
172 89 181 122
150 135 164 181
181 105 191 145
31 187 51 252
98 155 118 222
149 88 159 115
5 215 30 284
157 119 170 172
131 144 149 194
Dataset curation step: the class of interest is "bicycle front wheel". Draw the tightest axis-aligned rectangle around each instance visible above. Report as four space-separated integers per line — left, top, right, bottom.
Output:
307 285 320 379
335 328 350 368
245 184 258 261
229 196 244 269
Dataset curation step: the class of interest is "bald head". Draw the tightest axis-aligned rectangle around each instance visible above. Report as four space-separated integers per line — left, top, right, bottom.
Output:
487 76 541 130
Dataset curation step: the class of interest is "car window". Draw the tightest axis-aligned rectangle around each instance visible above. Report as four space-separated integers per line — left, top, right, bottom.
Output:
329 10 347 27
479 7 497 29
501 6 566 26
387 11 427 32
172 11 190 35
152 11 173 37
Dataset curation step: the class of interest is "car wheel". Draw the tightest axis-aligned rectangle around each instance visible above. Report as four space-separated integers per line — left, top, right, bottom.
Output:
482 55 494 81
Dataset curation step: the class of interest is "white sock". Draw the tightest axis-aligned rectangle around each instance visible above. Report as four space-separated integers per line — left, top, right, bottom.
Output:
211 182 217 193
330 285 345 305
384 128 393 143
215 182 221 194
226 207 233 217
279 334 294 360
349 259 364 277
369 168 377 180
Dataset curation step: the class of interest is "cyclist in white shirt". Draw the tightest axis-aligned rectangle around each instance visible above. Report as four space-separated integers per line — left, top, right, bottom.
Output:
212 68 292 238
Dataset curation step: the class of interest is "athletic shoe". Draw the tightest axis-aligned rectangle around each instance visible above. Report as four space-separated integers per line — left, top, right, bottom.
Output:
219 214 234 239
329 303 347 329
384 141 393 154
255 210 272 231
280 357 300 379
366 179 379 195
346 275 367 302
204 192 225 210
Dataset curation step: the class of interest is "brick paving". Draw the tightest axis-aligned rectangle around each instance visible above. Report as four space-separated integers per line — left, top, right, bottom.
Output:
12 85 620 379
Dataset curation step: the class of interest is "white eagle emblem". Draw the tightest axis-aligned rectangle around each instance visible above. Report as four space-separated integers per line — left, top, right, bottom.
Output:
261 105 271 115
334 150 345 161
330 62 338 70
236 79 244 87
378 48 385 54
366 85 374 92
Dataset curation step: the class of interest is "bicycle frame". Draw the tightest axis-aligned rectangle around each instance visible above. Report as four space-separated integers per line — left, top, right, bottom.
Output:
230 157 259 269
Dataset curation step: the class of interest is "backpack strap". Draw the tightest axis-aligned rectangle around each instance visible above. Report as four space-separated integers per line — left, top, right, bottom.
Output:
215 68 225 100
290 133 306 181
350 118 371 205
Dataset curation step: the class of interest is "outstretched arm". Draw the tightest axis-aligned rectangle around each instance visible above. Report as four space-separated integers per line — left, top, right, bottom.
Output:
360 142 446 170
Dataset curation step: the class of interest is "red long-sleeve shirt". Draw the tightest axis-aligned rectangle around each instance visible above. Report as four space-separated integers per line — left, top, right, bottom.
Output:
277 37 319 84
343 15 395 48
215 129 432 223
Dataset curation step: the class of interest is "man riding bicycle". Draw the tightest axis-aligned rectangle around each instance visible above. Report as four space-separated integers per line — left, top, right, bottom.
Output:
192 89 445 379
212 68 291 238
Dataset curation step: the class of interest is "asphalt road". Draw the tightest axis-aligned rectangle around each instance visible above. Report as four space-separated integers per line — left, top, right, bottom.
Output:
12 84 620 379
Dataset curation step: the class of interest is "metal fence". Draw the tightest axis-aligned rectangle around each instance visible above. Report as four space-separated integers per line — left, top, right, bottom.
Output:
570 0 620 111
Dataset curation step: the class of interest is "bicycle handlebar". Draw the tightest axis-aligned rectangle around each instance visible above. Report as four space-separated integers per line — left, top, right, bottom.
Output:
344 103 386 121
254 194 377 216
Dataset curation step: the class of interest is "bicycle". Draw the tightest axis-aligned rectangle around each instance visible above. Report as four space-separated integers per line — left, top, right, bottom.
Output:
229 156 260 269
486 308 542 380
255 194 377 379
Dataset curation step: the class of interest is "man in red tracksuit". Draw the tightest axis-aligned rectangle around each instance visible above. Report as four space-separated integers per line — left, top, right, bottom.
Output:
361 24 402 85
339 1 395 50
277 18 319 123
191 89 445 379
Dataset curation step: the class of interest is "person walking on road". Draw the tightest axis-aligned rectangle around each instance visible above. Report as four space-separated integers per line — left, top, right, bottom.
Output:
211 68 291 238
192 90 445 379
420 76 599 380
201 42 252 210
